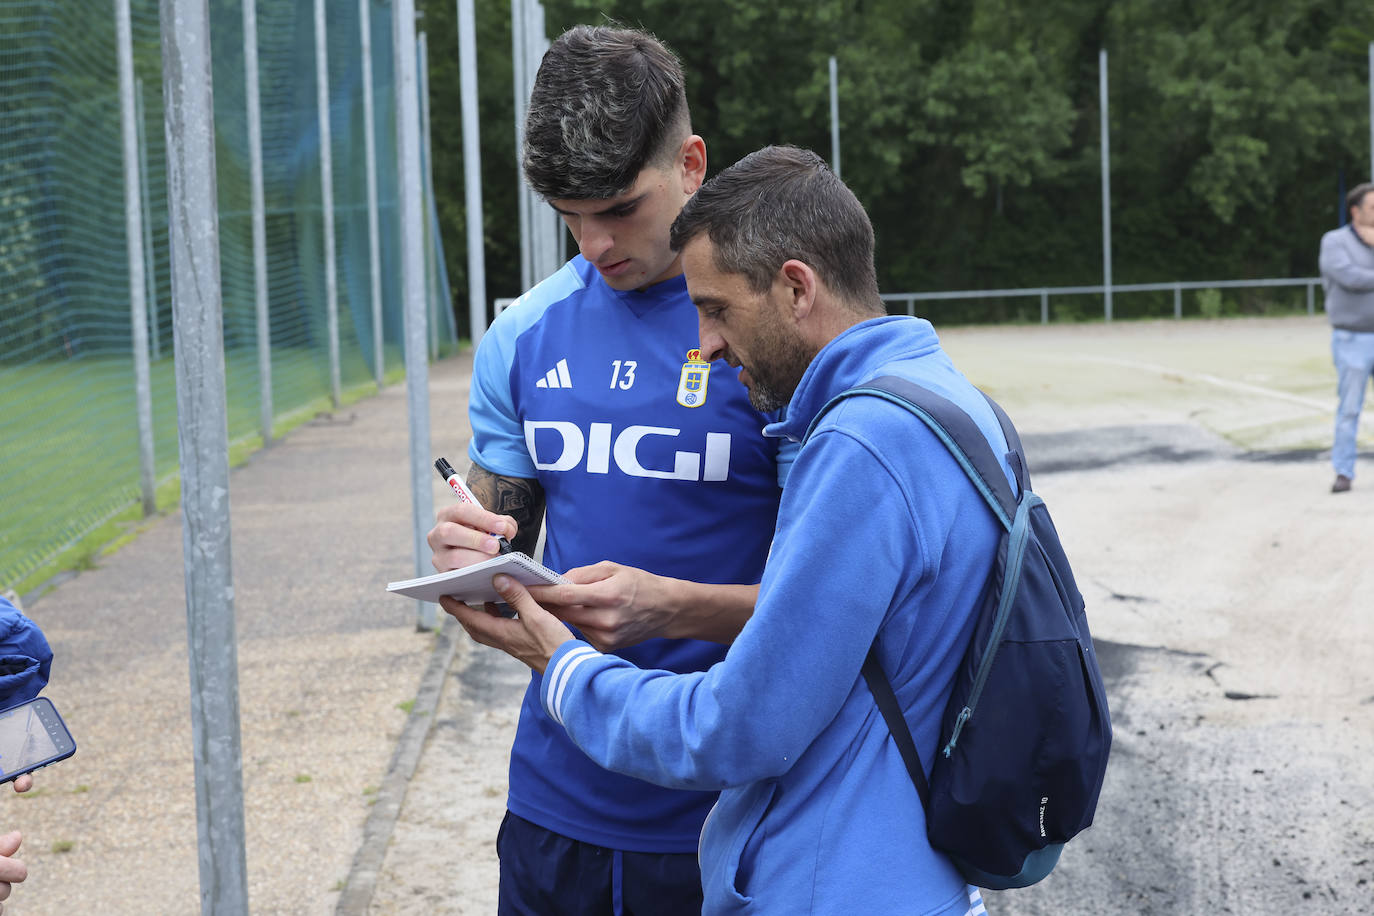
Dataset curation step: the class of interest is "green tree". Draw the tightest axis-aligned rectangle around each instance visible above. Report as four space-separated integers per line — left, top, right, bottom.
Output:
416 0 1374 326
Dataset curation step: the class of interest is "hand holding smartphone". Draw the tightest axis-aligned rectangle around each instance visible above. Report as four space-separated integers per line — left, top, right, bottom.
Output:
0 697 75 784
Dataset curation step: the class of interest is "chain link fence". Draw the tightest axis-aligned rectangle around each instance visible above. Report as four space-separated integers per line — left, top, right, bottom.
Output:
0 0 455 596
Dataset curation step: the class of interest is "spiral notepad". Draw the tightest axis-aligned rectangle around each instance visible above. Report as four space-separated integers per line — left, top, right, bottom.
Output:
386 552 567 605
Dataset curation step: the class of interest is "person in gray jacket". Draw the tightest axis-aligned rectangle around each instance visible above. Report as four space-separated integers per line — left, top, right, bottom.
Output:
1318 181 1374 493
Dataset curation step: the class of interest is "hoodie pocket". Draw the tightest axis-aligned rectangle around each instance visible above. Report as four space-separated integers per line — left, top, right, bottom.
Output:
702 781 779 910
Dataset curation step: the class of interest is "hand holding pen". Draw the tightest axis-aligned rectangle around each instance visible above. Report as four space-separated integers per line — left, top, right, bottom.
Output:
434 457 514 556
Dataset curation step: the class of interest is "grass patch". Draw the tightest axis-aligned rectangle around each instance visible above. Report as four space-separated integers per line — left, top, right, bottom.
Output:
50 839 74 854
396 699 416 714
0 341 431 598
294 774 312 784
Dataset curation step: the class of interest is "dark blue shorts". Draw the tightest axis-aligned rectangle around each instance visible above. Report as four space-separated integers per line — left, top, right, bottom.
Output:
496 811 703 916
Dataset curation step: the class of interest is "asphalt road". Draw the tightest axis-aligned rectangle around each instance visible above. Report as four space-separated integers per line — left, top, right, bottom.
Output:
367 315 1374 915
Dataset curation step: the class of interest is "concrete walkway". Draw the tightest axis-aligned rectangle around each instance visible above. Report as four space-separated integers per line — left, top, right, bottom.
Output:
7 350 477 915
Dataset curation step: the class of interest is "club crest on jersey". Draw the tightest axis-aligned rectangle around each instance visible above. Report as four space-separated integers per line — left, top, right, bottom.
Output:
676 349 711 408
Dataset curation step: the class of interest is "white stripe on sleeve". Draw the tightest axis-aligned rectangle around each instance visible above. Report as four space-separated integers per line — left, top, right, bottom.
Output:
543 645 601 726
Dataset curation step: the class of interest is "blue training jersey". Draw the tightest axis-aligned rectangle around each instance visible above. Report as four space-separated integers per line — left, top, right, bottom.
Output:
468 256 792 852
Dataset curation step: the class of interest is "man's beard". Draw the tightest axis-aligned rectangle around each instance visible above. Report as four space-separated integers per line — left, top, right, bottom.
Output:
742 323 813 412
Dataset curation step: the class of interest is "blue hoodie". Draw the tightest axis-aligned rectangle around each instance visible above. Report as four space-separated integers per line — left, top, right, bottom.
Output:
541 316 1009 914
0 596 52 708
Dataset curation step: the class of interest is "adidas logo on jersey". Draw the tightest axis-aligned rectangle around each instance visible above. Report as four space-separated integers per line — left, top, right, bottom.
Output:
536 359 573 389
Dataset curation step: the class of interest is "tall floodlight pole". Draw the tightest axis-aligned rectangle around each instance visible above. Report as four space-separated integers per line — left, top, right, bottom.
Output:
1099 48 1113 322
244 0 272 444
116 0 156 518
457 0 487 347
395 0 435 630
314 0 342 407
158 0 249 910
135 79 161 363
829 55 840 178
360 0 385 387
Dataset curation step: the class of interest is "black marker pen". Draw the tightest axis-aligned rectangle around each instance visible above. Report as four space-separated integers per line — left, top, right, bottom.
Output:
435 457 513 554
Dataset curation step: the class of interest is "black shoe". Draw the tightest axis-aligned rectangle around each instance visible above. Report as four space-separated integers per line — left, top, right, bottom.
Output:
1332 474 1352 493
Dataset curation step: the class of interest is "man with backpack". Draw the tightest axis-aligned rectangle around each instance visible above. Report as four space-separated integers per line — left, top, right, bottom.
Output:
445 146 1107 913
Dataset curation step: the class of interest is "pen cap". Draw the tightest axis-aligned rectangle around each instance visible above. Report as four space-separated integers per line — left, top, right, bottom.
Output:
434 457 458 480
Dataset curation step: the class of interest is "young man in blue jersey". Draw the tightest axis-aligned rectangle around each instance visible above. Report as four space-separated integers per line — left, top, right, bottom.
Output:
427 26 792 914
444 146 1005 915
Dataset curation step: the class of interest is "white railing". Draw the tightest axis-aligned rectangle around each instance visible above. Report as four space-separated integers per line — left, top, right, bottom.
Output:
882 277 1322 323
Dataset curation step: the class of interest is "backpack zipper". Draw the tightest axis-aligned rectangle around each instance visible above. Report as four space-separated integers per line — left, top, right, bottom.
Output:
942 492 1041 757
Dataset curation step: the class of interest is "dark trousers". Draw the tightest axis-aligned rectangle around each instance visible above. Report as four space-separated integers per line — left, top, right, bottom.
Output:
496 811 704 916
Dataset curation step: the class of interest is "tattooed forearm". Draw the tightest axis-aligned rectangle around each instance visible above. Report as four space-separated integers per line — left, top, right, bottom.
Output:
467 464 546 556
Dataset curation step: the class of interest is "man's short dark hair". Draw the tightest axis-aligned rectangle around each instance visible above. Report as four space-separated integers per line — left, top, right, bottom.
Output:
1348 182 1374 213
670 145 883 311
523 25 690 201
1346 182 1368 212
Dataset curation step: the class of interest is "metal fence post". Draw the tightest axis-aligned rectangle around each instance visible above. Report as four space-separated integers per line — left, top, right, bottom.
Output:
1040 289 1049 324
116 0 156 519
158 0 249 910
1308 281 1315 315
511 0 530 291
418 31 439 360
360 0 385 387
457 0 487 348
244 0 272 445
315 0 342 408
829 55 840 179
1174 284 1182 319
395 0 436 630
1099 48 1113 322
135 78 161 364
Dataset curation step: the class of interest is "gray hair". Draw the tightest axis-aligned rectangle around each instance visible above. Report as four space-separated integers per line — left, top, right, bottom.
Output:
523 25 690 201
670 145 883 311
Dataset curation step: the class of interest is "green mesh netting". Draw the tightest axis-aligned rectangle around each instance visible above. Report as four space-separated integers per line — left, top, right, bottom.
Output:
0 0 454 592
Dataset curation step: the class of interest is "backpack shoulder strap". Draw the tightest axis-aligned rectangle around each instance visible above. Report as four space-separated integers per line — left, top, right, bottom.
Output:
806 375 1022 530
862 647 930 808
815 375 1029 814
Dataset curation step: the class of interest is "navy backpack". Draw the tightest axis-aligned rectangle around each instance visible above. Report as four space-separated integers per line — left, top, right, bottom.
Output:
810 376 1112 891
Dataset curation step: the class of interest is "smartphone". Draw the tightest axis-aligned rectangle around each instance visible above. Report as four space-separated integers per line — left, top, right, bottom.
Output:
0 696 76 784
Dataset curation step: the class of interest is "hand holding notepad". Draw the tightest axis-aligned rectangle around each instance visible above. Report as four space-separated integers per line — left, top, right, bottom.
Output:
387 553 567 605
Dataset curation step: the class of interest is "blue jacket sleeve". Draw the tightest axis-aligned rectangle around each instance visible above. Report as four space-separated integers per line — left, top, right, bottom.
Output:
0 597 52 708
540 429 925 790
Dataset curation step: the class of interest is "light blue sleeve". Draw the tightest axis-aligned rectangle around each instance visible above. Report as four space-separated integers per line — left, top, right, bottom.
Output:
466 307 535 479
466 265 586 478
1320 230 1374 292
540 430 923 790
